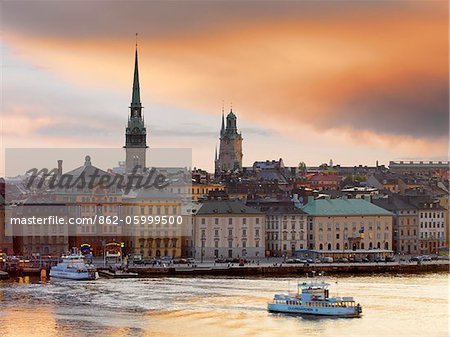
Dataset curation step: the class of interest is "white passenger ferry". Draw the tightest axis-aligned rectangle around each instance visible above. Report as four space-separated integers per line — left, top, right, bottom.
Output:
268 281 362 318
50 254 99 280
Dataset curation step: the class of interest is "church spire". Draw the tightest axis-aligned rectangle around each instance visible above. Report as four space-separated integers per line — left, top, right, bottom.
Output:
131 44 141 109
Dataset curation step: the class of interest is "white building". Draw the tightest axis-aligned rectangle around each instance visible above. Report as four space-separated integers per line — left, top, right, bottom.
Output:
193 200 265 260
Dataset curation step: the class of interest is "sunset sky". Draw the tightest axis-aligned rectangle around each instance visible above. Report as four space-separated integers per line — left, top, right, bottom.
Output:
1 1 448 175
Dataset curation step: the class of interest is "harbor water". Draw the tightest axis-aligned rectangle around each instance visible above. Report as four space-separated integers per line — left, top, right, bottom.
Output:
0 273 448 337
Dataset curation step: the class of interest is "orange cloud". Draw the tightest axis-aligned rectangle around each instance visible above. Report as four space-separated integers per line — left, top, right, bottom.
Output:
1 1 448 169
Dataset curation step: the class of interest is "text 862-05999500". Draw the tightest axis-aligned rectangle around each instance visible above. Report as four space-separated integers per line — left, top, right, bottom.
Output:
97 215 184 226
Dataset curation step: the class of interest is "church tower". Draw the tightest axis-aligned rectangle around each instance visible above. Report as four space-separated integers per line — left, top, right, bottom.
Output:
215 108 243 173
124 46 148 174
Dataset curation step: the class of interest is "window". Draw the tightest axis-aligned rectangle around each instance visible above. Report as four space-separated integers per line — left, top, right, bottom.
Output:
229 218 233 225
201 218 206 225
228 229 233 236
215 218 219 225
243 218 247 225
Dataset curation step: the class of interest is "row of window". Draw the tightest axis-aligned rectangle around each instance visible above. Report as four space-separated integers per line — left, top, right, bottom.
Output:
420 212 445 219
318 222 389 229
267 222 305 230
268 215 305 220
200 218 261 225
201 228 261 238
420 232 445 239
202 240 261 248
268 232 305 241
318 242 389 250
80 197 119 202
420 222 445 229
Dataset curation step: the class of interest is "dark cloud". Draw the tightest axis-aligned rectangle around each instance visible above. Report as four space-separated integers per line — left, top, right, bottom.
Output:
319 76 449 139
1 1 437 39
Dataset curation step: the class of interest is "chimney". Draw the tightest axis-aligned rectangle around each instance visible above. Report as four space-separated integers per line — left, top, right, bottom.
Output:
57 160 63 177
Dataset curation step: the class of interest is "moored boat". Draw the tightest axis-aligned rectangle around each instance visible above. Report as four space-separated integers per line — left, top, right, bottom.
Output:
268 280 362 318
49 254 98 280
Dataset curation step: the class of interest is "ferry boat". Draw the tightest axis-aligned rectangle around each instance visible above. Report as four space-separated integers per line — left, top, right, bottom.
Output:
268 281 362 318
49 254 99 280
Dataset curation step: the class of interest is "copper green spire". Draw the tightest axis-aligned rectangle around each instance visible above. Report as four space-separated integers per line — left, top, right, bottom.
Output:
131 46 141 108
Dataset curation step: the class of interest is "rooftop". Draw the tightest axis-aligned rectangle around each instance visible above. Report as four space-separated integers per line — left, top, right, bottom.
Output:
197 199 262 215
302 198 392 216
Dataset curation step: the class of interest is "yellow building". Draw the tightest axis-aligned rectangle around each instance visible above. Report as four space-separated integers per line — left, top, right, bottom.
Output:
302 197 393 254
122 189 190 258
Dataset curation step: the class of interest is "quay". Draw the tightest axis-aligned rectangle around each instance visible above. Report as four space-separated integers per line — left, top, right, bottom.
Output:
3 260 448 278
127 260 449 278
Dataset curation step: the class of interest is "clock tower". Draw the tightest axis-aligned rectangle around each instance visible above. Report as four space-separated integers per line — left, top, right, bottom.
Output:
124 47 147 174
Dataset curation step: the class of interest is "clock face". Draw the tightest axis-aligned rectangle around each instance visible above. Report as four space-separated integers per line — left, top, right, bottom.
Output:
132 127 140 134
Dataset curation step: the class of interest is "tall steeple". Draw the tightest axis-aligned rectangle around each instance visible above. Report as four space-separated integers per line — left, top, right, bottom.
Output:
125 39 147 174
131 47 141 111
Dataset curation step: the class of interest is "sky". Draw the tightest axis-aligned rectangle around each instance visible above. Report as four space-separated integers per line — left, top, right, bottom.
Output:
1 1 448 176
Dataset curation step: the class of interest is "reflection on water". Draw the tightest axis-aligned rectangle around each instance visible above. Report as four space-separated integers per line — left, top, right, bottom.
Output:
0 274 448 337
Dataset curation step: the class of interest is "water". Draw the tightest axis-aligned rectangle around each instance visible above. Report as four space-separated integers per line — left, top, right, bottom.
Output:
0 274 448 337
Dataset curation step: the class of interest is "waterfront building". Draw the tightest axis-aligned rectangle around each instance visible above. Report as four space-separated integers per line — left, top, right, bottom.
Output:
439 195 449 247
414 200 446 255
302 196 393 252
264 205 307 257
10 196 69 257
246 198 307 257
124 47 148 174
193 200 264 260
372 196 419 255
122 189 188 258
53 156 124 257
215 109 243 173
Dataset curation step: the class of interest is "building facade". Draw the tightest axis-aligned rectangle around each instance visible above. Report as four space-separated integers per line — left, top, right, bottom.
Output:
193 200 264 260
264 206 307 257
302 197 393 253
416 201 446 255
123 189 188 258
373 196 419 255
